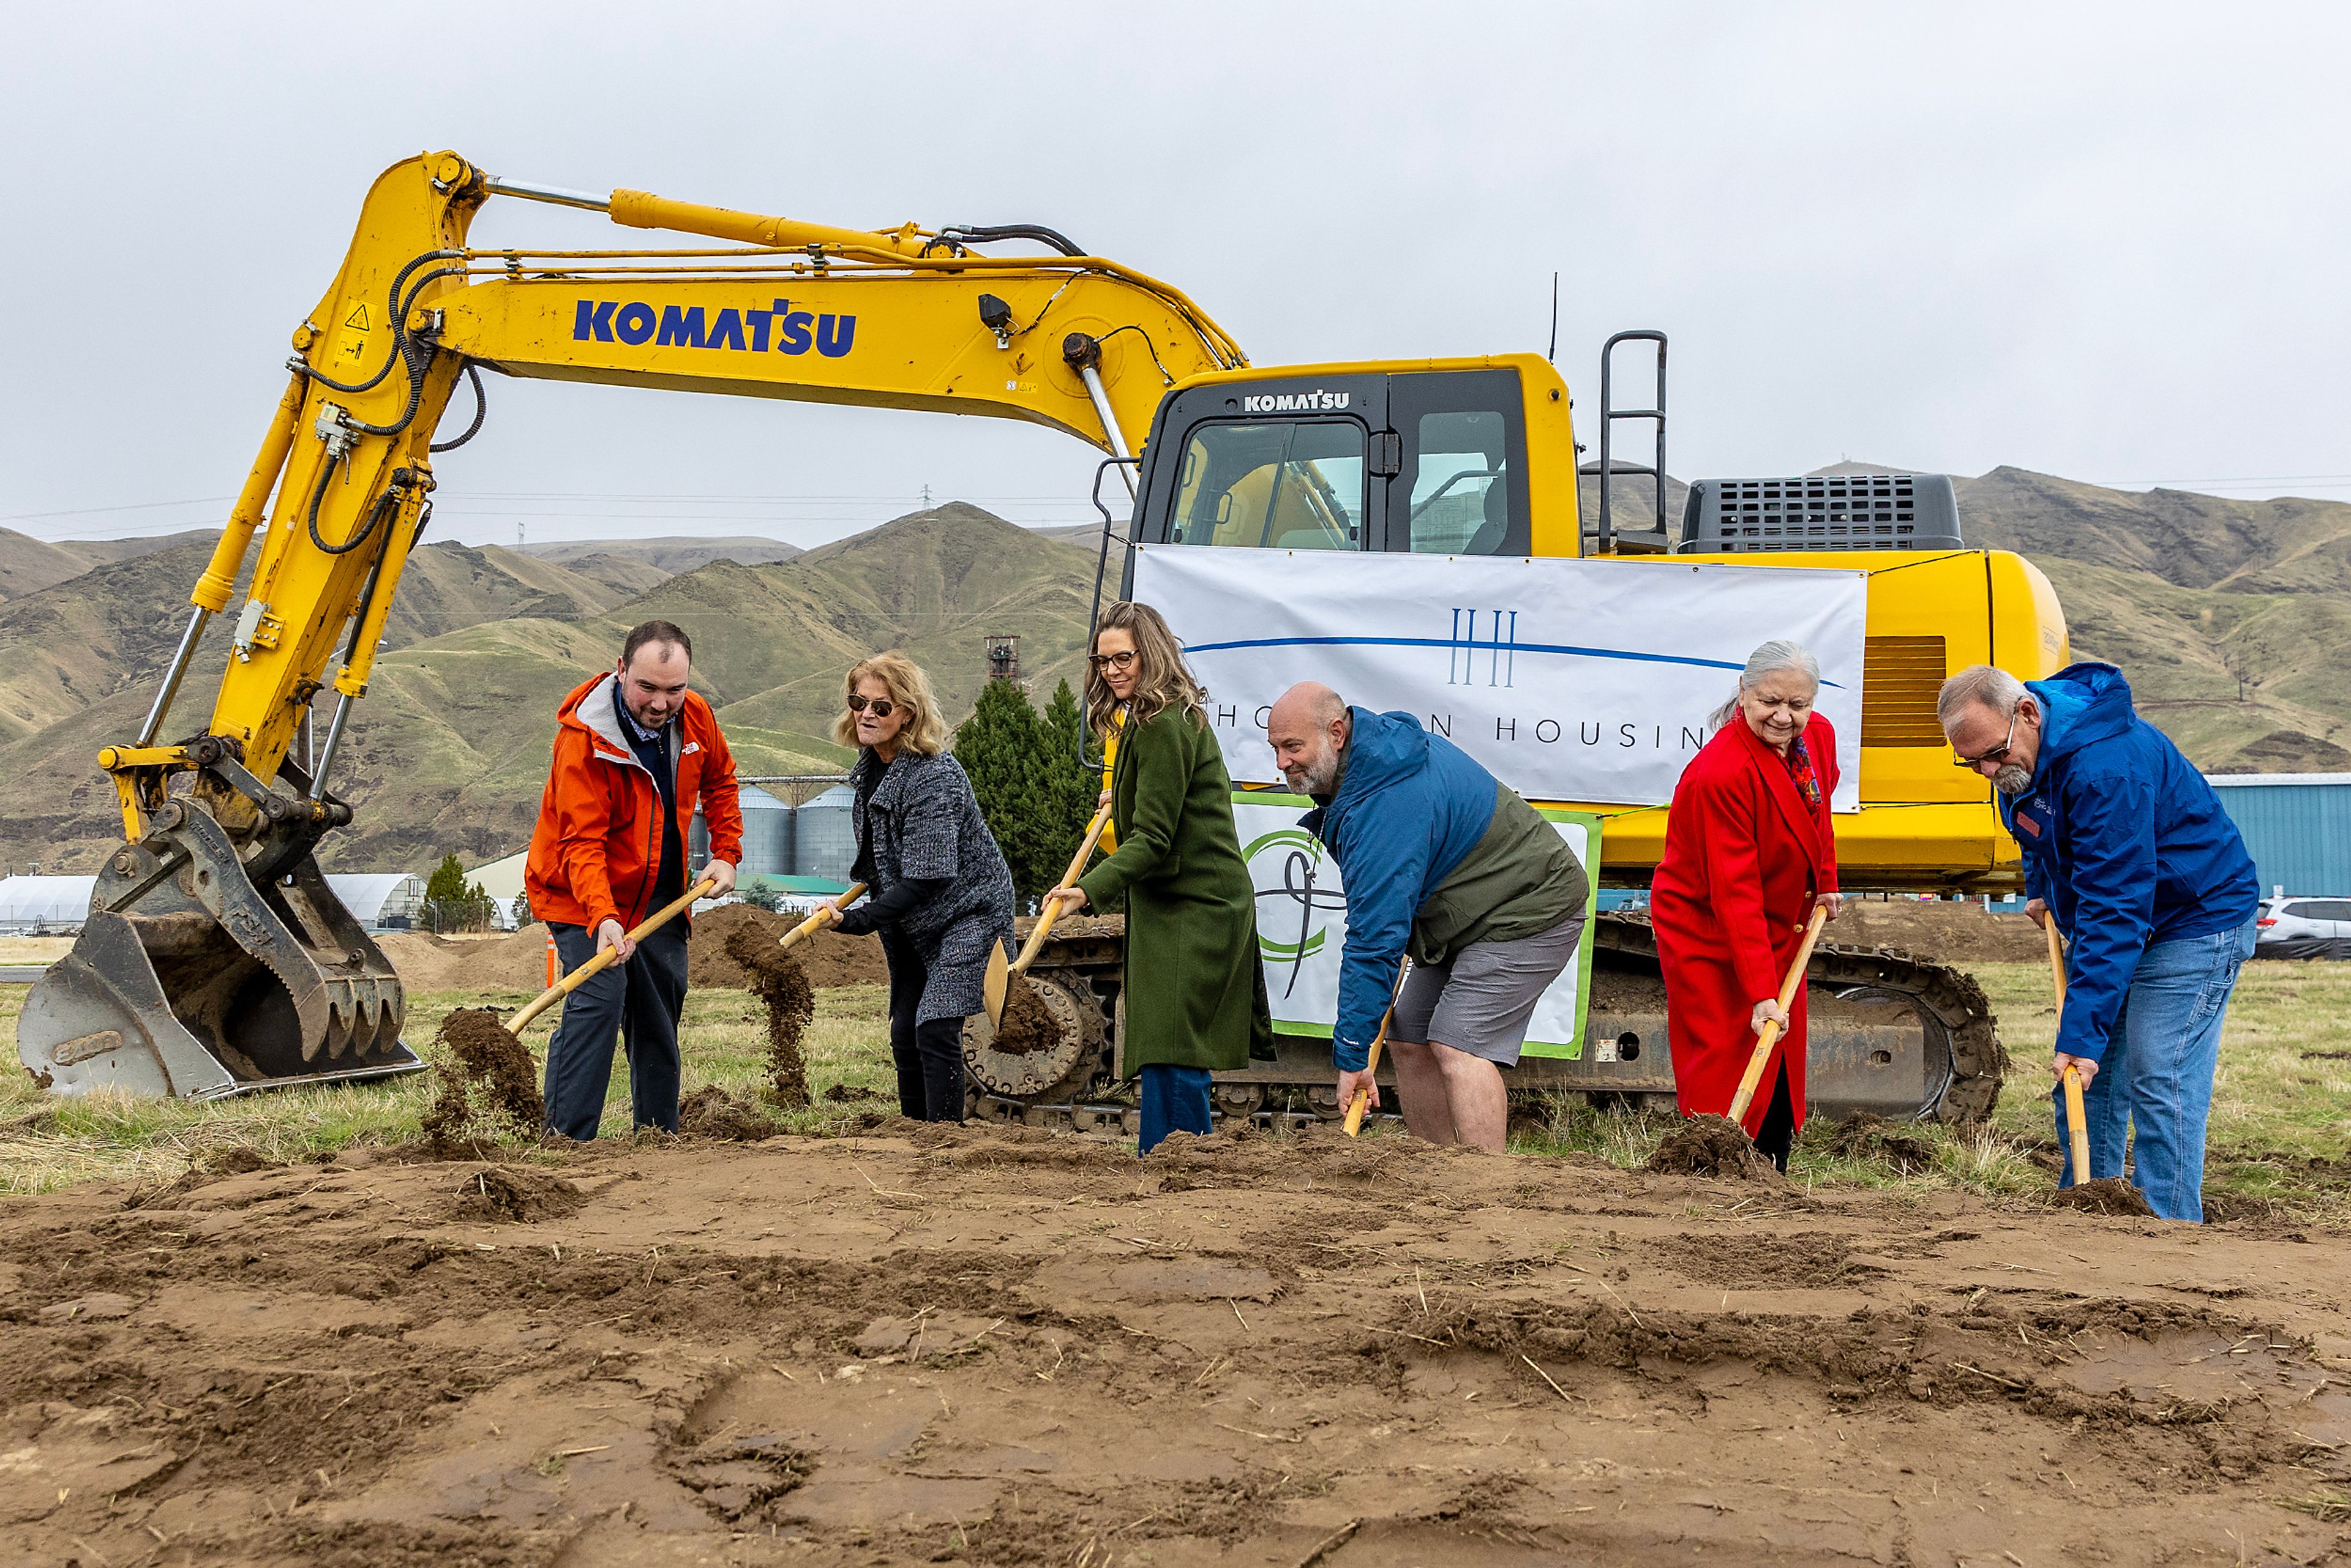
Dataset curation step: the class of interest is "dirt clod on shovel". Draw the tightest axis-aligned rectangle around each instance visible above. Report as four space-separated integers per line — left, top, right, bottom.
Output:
992 972 1061 1057
422 1008 544 1149
1646 1114 1787 1182
2052 1177 2156 1217
724 925 815 1107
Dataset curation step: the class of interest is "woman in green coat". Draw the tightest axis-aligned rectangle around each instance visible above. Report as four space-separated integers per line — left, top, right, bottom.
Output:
1047 600 1273 1152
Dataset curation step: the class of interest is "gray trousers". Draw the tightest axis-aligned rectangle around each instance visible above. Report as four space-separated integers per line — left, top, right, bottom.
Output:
541 919 689 1139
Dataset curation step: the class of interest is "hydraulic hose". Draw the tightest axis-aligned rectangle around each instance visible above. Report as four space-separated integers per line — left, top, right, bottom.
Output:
300 250 463 396
430 363 487 452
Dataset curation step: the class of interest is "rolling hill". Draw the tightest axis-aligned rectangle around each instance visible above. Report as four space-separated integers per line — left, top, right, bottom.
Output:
1 470 2343 877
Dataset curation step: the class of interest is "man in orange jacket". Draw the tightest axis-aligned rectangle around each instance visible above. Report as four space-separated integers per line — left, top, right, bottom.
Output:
525 620 742 1138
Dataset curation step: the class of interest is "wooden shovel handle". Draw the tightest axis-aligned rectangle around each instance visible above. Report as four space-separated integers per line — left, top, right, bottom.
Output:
2062 1065 2092 1187
2045 919 2093 1184
1343 961 1414 1137
1014 802 1115 974
1727 902 1832 1125
509 875 717 1034
781 882 867 950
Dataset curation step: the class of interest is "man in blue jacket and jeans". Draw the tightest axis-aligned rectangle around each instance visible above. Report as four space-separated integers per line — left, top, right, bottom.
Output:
1939 663 2260 1221
1267 683 1589 1151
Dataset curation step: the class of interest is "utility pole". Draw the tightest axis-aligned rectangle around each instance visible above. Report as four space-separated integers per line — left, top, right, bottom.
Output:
921 484 934 509
984 634 1021 682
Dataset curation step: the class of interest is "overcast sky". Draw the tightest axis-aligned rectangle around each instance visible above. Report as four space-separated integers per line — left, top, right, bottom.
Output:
3 2 2345 549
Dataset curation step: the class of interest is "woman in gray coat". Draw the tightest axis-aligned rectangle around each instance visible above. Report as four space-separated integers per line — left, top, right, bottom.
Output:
821 652 1015 1122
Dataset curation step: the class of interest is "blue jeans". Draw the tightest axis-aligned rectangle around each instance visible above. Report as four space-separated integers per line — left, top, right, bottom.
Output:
2055 920 2255 1221
1138 1064 1213 1155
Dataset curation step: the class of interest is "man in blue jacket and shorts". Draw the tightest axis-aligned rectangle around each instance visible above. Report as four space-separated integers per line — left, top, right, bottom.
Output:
1267 683 1589 1151
1940 662 2261 1221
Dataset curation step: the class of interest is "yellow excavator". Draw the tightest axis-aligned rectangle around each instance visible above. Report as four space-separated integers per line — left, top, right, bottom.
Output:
18 149 2061 1120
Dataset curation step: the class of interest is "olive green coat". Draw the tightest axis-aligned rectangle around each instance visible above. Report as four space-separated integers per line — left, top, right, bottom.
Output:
1076 707 1273 1073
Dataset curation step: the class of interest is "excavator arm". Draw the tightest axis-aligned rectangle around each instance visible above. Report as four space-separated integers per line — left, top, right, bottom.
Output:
23 149 1245 1097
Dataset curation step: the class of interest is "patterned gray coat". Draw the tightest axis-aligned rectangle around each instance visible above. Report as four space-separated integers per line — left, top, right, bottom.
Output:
847 748 1016 1025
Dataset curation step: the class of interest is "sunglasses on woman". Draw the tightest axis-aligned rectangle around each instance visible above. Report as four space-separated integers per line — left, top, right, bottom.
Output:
1088 650 1138 672
846 693 897 718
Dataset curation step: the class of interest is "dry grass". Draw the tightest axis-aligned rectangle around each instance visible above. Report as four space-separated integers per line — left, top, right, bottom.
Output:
6 955 2349 1217
0 983 898 1195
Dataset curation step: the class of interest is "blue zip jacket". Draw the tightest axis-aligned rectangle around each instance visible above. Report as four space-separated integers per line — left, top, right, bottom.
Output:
1998 662 2260 1063
1300 708 1499 1070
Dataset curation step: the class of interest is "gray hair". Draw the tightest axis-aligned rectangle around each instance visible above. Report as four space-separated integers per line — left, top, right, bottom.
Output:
1935 664 2028 735
1709 639 1822 730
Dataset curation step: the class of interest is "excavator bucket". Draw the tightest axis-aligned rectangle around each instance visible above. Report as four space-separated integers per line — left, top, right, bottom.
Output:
17 800 422 1098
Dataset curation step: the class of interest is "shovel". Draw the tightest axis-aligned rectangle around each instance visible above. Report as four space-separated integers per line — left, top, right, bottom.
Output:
984 801 1114 1027
777 882 866 950
2045 917 2093 1187
1342 961 1414 1137
506 876 718 1035
1726 902 1832 1127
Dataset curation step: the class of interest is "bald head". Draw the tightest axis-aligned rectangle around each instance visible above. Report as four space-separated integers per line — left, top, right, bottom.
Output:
1268 682 1351 797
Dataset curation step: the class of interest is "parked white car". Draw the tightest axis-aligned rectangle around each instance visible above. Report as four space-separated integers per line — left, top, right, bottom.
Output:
2255 896 2351 960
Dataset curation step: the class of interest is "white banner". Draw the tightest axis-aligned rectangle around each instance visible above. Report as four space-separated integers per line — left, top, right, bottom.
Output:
1133 546 1867 811
1232 796 1600 1057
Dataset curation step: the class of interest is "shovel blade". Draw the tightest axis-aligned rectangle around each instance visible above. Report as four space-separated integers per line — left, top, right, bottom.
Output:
983 939 1008 1029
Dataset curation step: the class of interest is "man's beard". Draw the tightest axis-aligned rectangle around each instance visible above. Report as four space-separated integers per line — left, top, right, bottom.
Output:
1993 762 2033 795
1289 749 1340 797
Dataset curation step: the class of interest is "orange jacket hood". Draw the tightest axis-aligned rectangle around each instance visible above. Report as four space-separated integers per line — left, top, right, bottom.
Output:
524 671 743 934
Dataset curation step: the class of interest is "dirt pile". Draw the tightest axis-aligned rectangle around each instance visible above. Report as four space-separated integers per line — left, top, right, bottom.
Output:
992 970 1059 1055
4 1124 2342 1566
2052 1176 2158 1217
378 926 554 991
1829 898 2051 963
676 1085 779 1141
448 1165 585 1222
1645 1114 1786 1181
1823 1111 1937 1174
689 901 887 989
378 906 891 994
722 920 817 1106
420 1008 544 1148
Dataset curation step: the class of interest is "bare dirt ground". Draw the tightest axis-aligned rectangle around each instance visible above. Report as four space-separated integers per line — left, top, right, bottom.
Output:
4 1123 2348 1567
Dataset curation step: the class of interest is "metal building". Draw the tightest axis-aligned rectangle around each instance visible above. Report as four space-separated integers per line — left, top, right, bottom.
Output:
688 784 794 879
793 784 860 883
2205 773 2351 897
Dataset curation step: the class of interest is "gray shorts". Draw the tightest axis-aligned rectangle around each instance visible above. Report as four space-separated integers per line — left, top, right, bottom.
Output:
1392 913 1585 1067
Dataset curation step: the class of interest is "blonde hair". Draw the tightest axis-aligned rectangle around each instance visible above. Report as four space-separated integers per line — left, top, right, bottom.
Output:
832 651 949 757
1709 639 1821 730
1085 601 1209 734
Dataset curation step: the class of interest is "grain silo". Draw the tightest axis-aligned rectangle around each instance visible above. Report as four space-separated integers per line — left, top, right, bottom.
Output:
793 783 859 883
689 784 795 880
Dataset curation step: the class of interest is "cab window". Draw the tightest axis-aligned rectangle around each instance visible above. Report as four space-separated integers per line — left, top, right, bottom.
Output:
1168 421 1365 550
1389 369 1529 555
1404 410 1509 553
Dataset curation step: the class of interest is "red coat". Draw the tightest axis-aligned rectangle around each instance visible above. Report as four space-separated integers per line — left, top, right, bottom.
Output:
1649 713 1840 1136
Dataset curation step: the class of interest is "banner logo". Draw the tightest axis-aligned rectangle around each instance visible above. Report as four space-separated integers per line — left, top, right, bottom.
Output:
1243 825 1346 998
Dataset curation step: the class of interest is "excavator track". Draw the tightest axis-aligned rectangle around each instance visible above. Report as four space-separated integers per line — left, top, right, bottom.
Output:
963 912 2006 1130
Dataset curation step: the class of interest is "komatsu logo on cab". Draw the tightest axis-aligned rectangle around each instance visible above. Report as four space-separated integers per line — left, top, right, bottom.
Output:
1242 389 1350 413
572 298 857 358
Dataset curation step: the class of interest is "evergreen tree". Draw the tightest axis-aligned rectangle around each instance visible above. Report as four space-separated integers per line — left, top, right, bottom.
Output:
422 853 493 934
956 679 1054 903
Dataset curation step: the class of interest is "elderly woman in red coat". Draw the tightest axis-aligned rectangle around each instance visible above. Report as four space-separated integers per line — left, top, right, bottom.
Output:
1651 640 1843 1171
